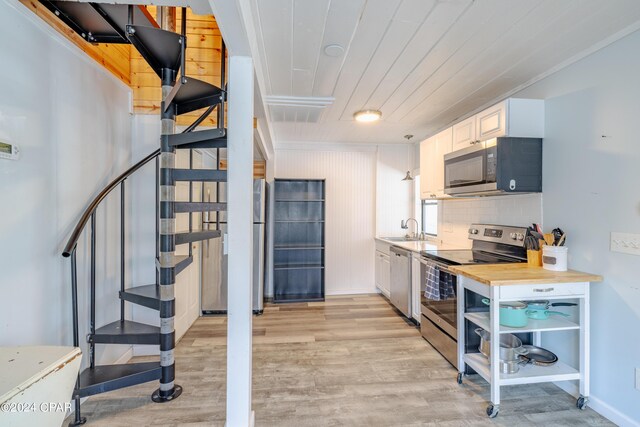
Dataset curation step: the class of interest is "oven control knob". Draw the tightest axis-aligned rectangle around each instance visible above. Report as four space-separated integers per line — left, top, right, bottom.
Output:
469 228 479 235
510 232 517 240
516 233 525 241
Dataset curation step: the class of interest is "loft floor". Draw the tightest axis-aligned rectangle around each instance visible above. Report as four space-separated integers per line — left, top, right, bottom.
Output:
67 294 612 426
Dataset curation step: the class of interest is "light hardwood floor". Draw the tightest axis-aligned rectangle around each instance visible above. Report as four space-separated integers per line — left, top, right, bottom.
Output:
71 294 613 426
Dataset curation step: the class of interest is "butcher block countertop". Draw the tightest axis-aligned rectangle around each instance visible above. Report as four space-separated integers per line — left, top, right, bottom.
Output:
449 263 603 286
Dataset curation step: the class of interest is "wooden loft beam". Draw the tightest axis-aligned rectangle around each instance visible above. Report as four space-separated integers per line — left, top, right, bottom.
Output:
19 0 131 85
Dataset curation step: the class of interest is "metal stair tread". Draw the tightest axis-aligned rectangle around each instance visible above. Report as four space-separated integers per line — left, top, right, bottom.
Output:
168 128 226 148
173 169 227 182
92 320 160 345
172 138 227 150
127 25 183 78
40 2 157 44
76 362 162 398
164 77 224 115
174 201 227 213
120 284 161 310
155 254 193 274
175 229 222 245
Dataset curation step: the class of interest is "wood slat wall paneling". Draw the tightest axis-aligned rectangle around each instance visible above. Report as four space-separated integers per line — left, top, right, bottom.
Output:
19 0 131 85
132 6 224 127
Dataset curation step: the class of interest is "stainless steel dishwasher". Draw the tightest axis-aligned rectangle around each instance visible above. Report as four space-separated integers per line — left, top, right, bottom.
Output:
390 246 411 318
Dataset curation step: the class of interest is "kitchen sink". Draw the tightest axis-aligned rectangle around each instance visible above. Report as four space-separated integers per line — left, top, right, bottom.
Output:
380 236 419 242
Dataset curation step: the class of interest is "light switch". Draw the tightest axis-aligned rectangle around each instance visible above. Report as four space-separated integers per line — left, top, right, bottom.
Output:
611 232 640 256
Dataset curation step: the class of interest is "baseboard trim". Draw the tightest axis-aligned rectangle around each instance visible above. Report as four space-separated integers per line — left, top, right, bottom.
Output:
554 381 639 427
327 288 377 296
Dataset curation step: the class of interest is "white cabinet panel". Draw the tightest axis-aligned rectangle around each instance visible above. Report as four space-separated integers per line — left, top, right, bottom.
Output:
375 250 390 297
375 240 391 255
476 100 507 140
375 251 383 289
452 115 477 151
381 254 390 297
419 136 436 199
420 128 452 199
434 127 453 198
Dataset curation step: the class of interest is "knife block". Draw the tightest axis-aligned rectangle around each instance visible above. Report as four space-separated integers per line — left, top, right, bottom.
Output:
527 249 543 267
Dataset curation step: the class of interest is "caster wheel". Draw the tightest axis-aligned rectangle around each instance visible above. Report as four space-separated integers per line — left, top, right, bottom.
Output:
456 373 463 385
577 396 588 410
486 404 499 418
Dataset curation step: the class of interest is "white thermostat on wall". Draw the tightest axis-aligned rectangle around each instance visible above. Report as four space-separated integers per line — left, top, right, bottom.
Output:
0 141 19 160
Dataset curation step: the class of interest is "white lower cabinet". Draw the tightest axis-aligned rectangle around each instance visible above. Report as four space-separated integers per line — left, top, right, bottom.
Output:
375 250 390 297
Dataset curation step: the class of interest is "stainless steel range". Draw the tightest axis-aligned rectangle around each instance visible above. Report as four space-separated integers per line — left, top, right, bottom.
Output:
419 224 528 368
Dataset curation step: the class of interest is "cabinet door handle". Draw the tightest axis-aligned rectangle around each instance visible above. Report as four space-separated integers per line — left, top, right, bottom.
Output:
533 287 555 293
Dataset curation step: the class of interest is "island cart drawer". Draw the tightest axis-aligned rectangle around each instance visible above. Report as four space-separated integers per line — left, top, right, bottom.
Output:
499 282 587 300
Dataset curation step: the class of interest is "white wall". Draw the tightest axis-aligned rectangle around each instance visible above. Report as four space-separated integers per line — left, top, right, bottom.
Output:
0 0 132 366
513 30 640 426
274 144 377 295
376 144 414 237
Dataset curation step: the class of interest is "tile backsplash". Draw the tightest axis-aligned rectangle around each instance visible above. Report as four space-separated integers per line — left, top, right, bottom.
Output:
438 193 543 248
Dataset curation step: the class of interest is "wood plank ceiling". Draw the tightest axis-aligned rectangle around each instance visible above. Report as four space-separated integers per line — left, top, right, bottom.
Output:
250 0 640 144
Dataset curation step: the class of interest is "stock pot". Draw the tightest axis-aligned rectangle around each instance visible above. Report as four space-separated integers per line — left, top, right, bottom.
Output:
482 299 528 328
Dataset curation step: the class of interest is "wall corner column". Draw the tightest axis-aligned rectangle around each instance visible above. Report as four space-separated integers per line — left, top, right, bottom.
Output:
226 54 255 427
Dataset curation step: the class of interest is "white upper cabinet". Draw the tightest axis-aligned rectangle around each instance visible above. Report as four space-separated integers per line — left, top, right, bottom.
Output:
420 127 452 199
420 98 544 200
450 98 544 152
452 115 477 151
476 100 507 141
420 136 436 199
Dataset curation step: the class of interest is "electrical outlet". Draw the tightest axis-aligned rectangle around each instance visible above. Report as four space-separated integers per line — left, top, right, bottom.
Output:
610 232 640 256
636 368 640 391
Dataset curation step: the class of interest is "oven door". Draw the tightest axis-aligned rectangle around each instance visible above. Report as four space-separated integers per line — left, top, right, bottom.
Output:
419 257 457 337
444 141 497 195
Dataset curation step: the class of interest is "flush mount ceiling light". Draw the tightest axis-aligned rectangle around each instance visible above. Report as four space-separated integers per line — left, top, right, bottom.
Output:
402 171 414 181
324 44 345 57
353 109 382 123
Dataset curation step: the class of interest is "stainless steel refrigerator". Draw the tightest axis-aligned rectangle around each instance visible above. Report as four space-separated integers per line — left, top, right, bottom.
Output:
201 178 266 314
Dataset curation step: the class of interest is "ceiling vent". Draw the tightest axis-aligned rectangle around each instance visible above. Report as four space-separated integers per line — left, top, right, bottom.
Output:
265 96 334 123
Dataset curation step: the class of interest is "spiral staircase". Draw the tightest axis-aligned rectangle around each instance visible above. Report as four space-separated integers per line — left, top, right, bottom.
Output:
42 3 227 425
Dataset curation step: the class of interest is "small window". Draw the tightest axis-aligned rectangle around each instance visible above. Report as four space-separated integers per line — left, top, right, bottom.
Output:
422 201 438 236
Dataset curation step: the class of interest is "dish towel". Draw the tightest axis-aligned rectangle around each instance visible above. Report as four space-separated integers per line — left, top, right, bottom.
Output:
440 270 456 300
423 263 441 301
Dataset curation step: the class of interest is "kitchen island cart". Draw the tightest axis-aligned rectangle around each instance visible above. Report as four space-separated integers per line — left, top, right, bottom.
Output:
453 264 602 418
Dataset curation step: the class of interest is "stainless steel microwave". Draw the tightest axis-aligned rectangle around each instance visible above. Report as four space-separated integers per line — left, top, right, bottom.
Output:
444 137 542 196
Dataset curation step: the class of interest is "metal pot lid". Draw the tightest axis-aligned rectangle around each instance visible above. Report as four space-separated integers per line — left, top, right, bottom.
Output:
500 301 527 310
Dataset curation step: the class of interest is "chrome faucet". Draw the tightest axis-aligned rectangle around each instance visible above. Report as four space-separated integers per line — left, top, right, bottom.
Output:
401 218 419 239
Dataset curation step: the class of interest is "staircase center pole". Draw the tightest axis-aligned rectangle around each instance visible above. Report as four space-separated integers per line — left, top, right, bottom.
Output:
152 66 182 403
